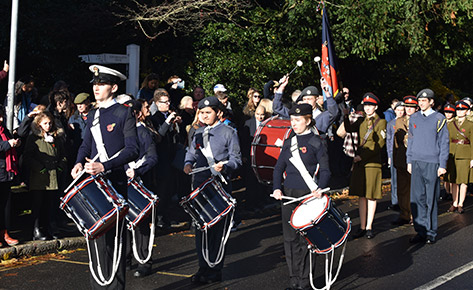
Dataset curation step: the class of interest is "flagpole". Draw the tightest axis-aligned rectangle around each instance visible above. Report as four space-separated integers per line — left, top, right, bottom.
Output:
7 0 19 133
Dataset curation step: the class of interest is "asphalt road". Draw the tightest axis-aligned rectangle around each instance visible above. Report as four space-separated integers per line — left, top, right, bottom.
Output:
1 192 472 290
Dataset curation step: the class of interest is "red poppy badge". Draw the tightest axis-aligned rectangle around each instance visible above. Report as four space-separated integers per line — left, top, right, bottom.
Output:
462 128 466 132
413 124 416 129
196 143 201 150
107 123 116 132
300 146 307 154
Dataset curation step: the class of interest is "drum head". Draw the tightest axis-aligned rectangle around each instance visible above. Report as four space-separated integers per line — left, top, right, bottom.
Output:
290 195 329 229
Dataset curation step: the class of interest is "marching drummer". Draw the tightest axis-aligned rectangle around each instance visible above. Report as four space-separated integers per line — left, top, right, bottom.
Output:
183 96 242 284
124 99 158 278
71 65 139 289
272 103 331 290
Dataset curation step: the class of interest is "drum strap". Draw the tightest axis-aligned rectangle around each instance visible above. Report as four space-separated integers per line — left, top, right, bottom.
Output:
201 125 227 184
288 136 319 192
91 108 124 163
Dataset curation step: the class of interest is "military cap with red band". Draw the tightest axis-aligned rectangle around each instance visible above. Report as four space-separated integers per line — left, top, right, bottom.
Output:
443 103 455 113
455 100 470 110
403 95 418 107
362 92 379 105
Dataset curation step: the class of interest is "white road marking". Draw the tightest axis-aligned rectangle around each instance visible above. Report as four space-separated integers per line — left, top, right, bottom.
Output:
414 260 473 290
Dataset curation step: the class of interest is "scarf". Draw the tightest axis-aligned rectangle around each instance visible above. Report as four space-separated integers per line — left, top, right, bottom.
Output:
0 126 18 175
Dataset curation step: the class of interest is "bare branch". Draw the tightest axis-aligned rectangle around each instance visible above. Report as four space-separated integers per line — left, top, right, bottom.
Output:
114 0 251 39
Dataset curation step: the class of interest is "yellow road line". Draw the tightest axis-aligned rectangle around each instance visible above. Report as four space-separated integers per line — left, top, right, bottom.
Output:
49 258 88 265
0 261 46 272
156 271 192 278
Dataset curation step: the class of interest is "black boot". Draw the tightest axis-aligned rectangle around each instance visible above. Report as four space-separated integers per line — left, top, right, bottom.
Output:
33 227 49 241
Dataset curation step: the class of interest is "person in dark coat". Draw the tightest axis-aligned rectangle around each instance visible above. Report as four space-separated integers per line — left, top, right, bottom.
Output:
71 65 139 289
272 103 330 290
24 111 67 241
0 105 21 247
124 99 158 278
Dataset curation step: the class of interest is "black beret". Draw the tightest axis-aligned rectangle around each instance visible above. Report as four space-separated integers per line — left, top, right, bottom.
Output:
289 103 312 116
198 96 220 109
403 95 418 107
362 92 379 105
125 99 142 112
296 86 320 103
455 100 470 110
443 103 455 113
416 88 435 99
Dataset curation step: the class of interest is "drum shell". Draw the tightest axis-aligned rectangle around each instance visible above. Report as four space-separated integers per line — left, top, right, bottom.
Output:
60 175 129 240
290 196 351 254
126 179 159 230
180 177 235 230
251 116 292 184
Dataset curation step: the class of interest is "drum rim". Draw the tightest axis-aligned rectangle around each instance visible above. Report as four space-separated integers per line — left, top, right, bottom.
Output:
290 195 330 230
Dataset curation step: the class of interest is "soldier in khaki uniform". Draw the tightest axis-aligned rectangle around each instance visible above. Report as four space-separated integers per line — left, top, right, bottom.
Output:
443 103 456 201
446 100 473 214
392 96 418 225
345 93 386 239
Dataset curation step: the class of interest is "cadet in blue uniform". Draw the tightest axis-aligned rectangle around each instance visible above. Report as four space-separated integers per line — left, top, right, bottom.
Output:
407 88 449 244
124 99 158 278
272 103 331 290
71 65 139 289
183 96 242 284
272 76 338 136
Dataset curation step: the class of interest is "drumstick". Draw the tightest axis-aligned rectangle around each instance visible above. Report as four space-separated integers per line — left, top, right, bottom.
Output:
189 161 229 175
64 153 101 193
269 194 297 201
283 187 330 206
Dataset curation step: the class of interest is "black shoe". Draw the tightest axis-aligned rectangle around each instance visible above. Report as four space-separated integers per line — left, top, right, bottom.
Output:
191 268 207 284
133 267 151 278
426 236 436 244
33 228 49 241
201 271 222 283
387 204 400 211
352 229 366 239
409 234 426 244
365 230 375 239
391 218 409 226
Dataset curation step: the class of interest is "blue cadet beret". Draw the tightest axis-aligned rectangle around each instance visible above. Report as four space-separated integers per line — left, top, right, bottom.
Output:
455 100 470 110
289 103 313 116
416 88 435 99
198 96 220 109
74 93 90 104
362 92 380 105
89 65 127 84
403 95 418 107
296 86 320 103
444 103 455 113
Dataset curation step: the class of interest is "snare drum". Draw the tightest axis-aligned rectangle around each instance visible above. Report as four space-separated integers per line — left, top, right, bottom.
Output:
290 195 351 254
251 116 292 184
180 177 236 230
126 178 159 230
60 174 129 240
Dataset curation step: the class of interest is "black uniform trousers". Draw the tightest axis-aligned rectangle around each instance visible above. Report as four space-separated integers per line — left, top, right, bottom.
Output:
193 180 232 276
89 171 127 290
0 182 12 230
282 187 315 289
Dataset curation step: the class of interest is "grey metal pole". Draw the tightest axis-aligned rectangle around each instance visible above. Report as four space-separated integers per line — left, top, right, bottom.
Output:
6 0 19 132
